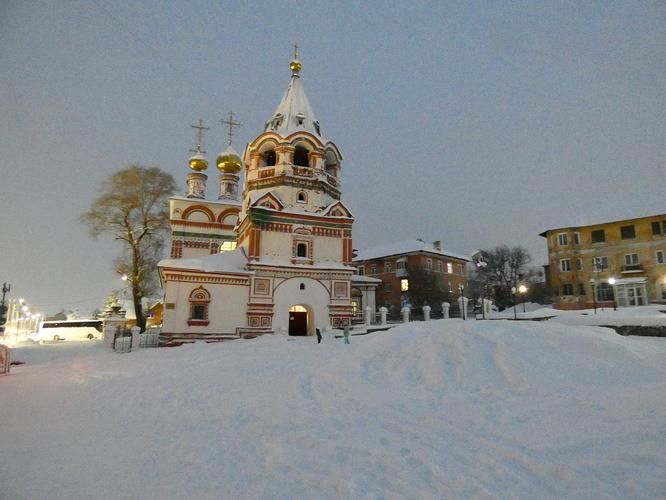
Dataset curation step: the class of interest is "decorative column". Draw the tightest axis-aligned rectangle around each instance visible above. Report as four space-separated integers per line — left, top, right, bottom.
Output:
423 305 431 321
442 302 450 319
379 307 388 326
401 306 410 323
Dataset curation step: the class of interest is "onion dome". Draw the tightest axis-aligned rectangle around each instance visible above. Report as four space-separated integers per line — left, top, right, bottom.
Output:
216 146 242 173
188 152 208 171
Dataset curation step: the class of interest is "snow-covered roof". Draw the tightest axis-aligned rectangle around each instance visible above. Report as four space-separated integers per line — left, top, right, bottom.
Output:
354 240 470 262
251 259 355 272
264 67 324 141
158 247 251 275
170 196 241 207
352 274 382 284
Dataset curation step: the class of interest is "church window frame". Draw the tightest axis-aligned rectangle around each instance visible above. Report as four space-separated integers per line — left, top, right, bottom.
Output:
262 149 277 167
297 191 308 203
187 286 211 326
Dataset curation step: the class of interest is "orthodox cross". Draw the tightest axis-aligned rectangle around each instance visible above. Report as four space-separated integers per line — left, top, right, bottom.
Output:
221 111 242 146
190 119 210 154
293 43 299 60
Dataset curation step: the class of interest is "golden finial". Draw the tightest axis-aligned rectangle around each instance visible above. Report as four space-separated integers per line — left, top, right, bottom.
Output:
290 43 302 76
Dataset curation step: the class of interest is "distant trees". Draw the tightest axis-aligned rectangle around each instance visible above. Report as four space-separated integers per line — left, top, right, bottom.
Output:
405 267 448 312
81 165 176 332
472 245 533 310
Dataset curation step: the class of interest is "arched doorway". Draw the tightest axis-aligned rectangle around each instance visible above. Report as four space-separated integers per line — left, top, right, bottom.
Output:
288 304 311 336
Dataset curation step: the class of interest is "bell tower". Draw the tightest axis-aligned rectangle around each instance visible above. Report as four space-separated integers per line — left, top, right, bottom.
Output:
236 53 356 330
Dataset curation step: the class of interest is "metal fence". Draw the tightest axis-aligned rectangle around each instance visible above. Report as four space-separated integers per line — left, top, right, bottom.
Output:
139 329 160 348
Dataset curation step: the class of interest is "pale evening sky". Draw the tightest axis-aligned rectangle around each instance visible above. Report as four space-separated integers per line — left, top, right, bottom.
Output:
1 1 664 315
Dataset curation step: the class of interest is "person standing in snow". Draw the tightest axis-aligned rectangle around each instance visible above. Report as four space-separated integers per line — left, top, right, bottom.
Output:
316 327 322 344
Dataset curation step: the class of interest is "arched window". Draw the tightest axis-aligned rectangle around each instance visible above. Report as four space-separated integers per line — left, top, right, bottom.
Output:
293 146 309 167
263 149 276 167
297 191 307 203
188 287 211 325
300 283 306 290
297 243 308 258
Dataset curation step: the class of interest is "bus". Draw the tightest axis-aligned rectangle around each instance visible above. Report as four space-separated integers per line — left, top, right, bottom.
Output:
35 319 104 342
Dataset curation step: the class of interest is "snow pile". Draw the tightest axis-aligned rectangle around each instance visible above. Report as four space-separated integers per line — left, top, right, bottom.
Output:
2 321 666 499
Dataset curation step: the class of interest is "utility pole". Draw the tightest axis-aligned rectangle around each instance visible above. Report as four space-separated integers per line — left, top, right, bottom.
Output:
0 282 10 334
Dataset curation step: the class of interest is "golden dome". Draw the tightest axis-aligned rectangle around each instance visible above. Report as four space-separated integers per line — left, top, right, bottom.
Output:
290 58 302 75
189 153 208 171
217 149 242 173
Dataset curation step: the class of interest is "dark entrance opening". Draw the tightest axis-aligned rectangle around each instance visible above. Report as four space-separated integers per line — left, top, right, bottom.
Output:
289 311 308 336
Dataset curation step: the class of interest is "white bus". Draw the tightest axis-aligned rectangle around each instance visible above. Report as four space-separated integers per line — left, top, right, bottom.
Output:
35 319 104 342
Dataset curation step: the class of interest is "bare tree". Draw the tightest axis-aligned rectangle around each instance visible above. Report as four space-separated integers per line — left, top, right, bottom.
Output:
81 165 176 331
474 245 532 309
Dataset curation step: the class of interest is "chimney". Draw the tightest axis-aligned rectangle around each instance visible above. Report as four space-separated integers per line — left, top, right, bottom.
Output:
433 240 441 251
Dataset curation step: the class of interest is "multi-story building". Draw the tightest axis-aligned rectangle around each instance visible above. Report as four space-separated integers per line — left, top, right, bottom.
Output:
540 214 666 309
353 240 469 315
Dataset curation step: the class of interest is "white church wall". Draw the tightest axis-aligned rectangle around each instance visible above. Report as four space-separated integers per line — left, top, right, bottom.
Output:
260 232 292 260
163 278 249 335
313 235 342 263
272 277 331 334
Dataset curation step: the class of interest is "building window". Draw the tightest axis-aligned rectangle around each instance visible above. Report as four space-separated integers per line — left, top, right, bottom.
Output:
596 283 615 301
400 279 409 292
357 266 364 276
296 243 308 258
560 259 571 271
188 286 211 325
620 225 635 239
220 241 236 252
558 233 568 246
297 191 307 203
657 250 665 265
384 282 393 292
397 260 407 271
425 259 432 271
371 264 377 274
384 261 393 273
624 253 639 265
446 262 453 274
437 261 443 273
573 232 581 245
577 283 585 295
652 222 662 235
592 256 608 271
561 284 574 296
575 258 583 270
591 229 605 243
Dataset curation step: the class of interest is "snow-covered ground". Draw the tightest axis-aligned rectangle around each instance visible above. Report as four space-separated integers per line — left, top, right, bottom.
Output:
2 319 666 499
491 303 666 327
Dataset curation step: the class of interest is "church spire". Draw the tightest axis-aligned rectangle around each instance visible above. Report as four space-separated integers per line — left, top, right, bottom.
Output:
264 49 322 139
186 119 209 199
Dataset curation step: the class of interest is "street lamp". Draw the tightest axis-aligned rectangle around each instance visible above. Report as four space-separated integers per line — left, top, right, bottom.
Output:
608 277 617 311
518 284 528 312
458 284 466 320
511 286 517 320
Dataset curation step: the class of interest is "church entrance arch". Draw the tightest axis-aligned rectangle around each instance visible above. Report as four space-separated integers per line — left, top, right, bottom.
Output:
288 304 312 336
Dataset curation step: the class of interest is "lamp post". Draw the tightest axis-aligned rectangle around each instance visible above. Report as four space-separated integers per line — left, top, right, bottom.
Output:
518 284 528 313
511 286 517 320
458 284 466 320
608 277 617 311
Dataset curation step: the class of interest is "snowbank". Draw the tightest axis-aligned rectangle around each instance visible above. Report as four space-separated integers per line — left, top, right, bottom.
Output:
2 320 665 499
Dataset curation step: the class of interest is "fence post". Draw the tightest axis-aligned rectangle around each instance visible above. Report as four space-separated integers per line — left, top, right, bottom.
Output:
379 307 387 326
103 324 116 349
442 302 450 319
364 306 372 327
423 305 431 321
131 326 141 352
401 306 410 323
458 296 470 320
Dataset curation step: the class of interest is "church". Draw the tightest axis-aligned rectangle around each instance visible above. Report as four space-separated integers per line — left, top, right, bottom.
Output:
158 55 378 341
